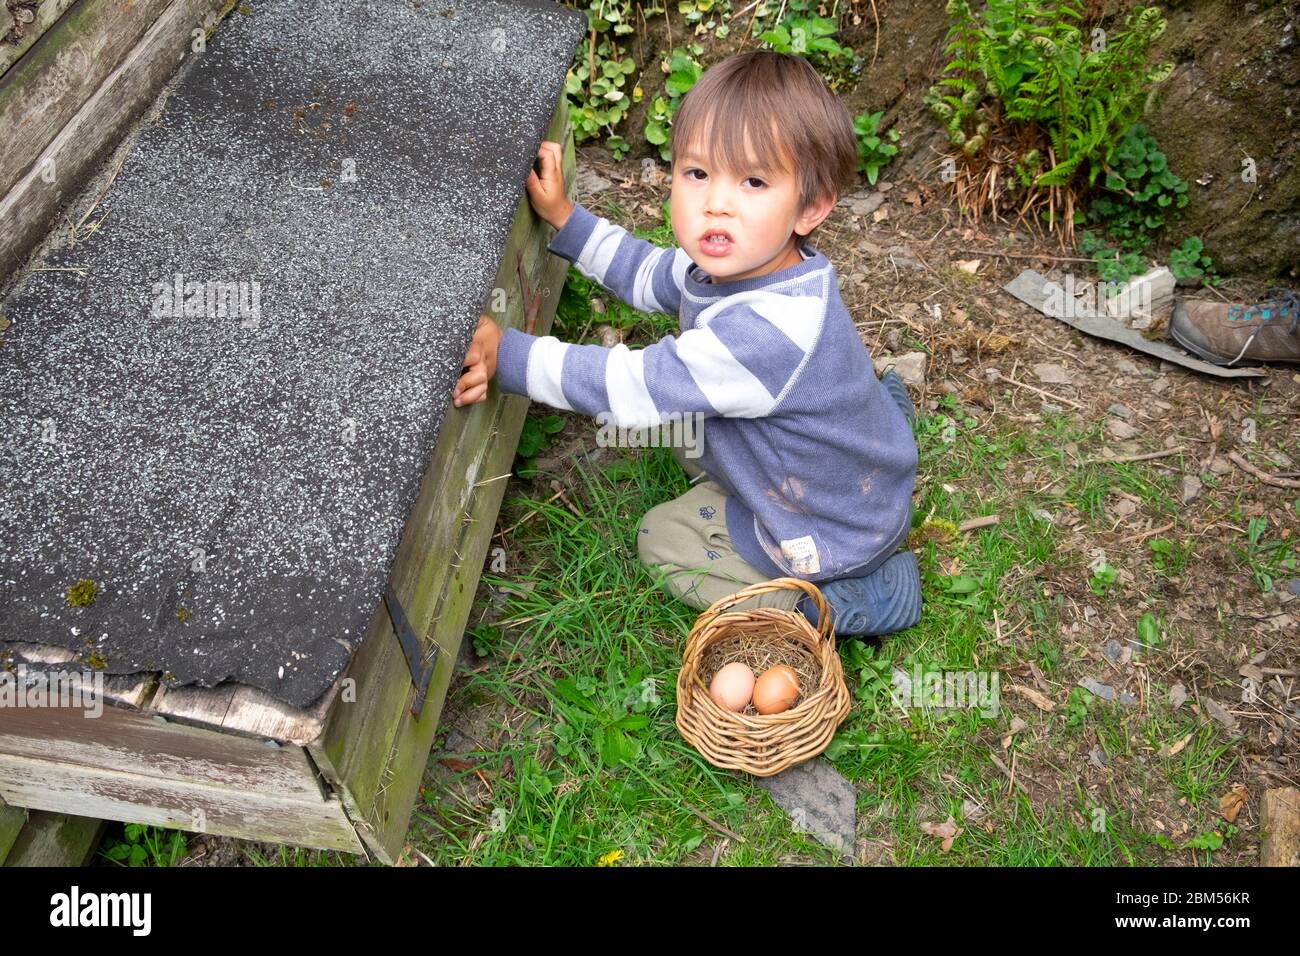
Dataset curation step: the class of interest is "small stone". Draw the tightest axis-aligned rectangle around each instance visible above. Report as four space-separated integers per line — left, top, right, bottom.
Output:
1009 716 1028 734
885 245 925 271
1032 362 1073 385
1111 497 1138 518
842 189 886 217
575 167 613 197
1107 403 1132 420
757 758 857 860
1170 682 1187 709
1102 639 1123 663
1181 475 1203 504
1288 579 1300 597
1088 746 1108 769
1078 677 1115 701
1209 457 1233 476
873 351 927 387
1106 418 1140 441
1118 693 1137 707
1202 697 1239 733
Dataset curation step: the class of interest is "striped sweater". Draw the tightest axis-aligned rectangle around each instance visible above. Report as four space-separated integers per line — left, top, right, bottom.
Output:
495 202 917 582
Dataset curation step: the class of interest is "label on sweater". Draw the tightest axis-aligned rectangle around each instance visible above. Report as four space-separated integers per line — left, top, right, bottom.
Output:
779 534 821 575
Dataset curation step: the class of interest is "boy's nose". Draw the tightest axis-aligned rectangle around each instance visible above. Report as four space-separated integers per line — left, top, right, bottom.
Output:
704 185 734 216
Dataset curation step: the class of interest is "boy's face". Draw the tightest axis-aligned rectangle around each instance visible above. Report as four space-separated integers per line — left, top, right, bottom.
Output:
669 137 834 283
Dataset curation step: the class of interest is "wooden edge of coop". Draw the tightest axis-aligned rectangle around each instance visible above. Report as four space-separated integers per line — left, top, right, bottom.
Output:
1 799 107 867
0 0 236 288
0 101 576 865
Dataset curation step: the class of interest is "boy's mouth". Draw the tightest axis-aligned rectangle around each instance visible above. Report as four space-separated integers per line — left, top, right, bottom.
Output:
700 230 733 256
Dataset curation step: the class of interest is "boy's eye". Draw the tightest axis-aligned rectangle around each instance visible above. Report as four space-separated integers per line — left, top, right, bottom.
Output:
743 177 766 188
684 168 707 181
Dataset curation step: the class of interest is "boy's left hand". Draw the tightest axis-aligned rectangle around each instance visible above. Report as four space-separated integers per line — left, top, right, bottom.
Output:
453 314 502 407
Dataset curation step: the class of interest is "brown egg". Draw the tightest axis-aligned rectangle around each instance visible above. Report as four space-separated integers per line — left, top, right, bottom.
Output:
753 665 800 715
709 662 755 712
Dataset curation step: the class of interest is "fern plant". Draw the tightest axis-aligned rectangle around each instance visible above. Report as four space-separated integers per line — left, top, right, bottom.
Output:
927 1 1173 189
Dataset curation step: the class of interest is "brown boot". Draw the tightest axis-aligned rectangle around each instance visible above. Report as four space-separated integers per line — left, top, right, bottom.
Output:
1169 292 1300 366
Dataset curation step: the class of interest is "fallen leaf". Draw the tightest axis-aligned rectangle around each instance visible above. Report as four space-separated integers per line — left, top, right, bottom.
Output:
1007 683 1054 712
1219 784 1247 823
955 258 981 274
872 206 890 223
920 815 963 851
1159 731 1194 758
903 189 922 207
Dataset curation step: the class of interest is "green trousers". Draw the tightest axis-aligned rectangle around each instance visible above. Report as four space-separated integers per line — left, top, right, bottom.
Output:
635 445 804 615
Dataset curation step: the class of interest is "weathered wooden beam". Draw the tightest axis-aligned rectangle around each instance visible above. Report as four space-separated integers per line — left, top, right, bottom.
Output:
307 98 575 864
0 801 106 866
0 0 232 286
0 702 365 853
0 0 80 78
0 0 178 201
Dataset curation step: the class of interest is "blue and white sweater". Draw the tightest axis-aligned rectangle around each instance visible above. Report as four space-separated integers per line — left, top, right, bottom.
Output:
495 203 917 582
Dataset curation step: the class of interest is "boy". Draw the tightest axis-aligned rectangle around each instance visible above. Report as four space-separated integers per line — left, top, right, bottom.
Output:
453 50 920 636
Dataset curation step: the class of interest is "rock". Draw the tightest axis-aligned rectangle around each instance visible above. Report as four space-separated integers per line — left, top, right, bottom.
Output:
1288 579 1300 597
873 351 927 387
756 758 857 860
1209 457 1233 476
1170 683 1187 709
885 245 925 271
1032 362 1073 385
1102 639 1124 663
1181 475 1203 504
1111 497 1138 518
1202 696 1239 733
1078 677 1115 701
842 189 886 217
574 166 614 197
1114 358 1143 376
1107 403 1133 420
1106 418 1140 441
1119 692 1138 707
1088 746 1109 769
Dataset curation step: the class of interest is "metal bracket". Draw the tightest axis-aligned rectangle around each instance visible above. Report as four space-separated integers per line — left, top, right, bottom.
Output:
516 250 541 335
384 586 437 718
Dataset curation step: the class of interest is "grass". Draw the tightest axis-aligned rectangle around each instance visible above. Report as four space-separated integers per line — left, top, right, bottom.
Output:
111 236 1250 868
405 266 1244 867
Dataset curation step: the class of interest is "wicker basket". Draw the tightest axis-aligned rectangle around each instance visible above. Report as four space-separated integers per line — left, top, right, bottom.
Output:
675 577 853 777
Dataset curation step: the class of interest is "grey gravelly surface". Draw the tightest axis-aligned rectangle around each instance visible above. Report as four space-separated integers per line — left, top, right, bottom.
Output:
0 0 584 709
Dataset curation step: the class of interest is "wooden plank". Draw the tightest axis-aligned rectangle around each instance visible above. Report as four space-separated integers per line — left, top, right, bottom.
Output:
0 800 24 863
6 643 156 708
0 0 80 78
2 809 106 866
0 702 364 853
307 99 575 863
0 0 231 286
149 676 337 745
0 0 176 201
1261 787 1300 867
5 641 333 744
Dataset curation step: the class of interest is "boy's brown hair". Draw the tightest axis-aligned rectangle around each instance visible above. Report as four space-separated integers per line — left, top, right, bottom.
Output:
670 50 857 224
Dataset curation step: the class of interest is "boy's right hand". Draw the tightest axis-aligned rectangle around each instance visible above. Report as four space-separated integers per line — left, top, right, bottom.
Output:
526 141 574 231
453 314 502 407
